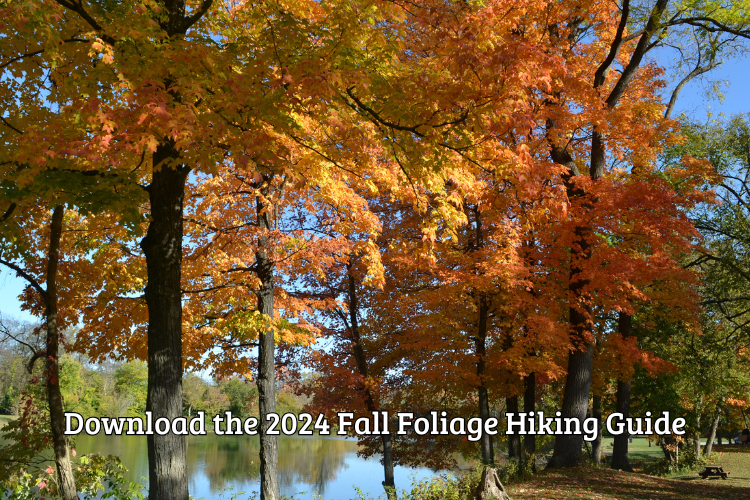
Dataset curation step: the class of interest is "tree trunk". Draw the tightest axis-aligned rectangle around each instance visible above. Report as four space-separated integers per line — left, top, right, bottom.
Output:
382 433 396 499
45 205 78 500
611 380 632 471
507 396 521 460
523 371 536 470
611 313 632 471
545 0 672 467
255 180 280 500
477 297 493 465
547 225 594 469
660 435 678 464
346 262 395 498
693 395 703 460
705 411 720 456
591 393 603 464
141 147 190 500
547 337 593 467
138 0 216 495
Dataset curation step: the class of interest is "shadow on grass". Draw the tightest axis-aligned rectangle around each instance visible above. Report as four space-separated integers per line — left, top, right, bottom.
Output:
509 466 750 500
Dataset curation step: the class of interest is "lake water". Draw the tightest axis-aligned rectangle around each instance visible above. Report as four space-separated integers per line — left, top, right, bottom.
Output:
73 434 444 500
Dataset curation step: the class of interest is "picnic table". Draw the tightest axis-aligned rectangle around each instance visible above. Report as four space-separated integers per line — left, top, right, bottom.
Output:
699 465 729 480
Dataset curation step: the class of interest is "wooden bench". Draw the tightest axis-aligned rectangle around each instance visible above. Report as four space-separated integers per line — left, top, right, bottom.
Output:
699 465 728 480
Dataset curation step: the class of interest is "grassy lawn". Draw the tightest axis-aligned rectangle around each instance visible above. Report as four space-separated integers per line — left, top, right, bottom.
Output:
505 443 750 500
599 436 664 464
672 444 750 482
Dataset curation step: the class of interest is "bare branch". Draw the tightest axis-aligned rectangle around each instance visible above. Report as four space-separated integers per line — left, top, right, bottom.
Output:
0 258 48 304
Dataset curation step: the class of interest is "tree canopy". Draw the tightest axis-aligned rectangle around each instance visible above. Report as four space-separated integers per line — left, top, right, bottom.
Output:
1 0 750 499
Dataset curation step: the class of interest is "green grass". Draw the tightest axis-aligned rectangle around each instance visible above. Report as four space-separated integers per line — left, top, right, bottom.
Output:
504 444 750 500
599 436 664 463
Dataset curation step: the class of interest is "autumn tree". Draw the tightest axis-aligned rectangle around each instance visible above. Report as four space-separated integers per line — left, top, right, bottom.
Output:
0 1 425 498
536 0 750 468
0 205 80 499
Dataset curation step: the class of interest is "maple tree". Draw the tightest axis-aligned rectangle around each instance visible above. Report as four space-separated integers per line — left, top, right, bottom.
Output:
2 1 750 499
0 55 145 494
1 0 410 498
0 205 78 500
532 0 750 468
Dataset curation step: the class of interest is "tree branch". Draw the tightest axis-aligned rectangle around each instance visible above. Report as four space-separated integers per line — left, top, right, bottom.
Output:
593 0 630 89
181 0 214 33
0 259 48 304
52 1 116 45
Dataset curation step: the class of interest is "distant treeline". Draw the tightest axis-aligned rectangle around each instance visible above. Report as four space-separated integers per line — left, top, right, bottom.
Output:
0 319 306 423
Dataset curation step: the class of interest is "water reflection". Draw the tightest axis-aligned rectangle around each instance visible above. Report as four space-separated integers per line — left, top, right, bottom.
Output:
74 434 438 500
186 435 353 497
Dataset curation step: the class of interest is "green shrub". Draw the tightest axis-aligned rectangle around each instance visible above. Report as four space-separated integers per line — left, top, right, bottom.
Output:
400 468 483 500
1 454 144 500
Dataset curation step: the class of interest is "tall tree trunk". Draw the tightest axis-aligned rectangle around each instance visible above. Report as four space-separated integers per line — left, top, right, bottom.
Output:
507 396 521 460
611 313 633 471
693 395 703 460
465 204 494 465
611 380 632 471
141 148 190 500
45 206 78 500
523 372 536 471
477 297 494 465
547 293 593 469
381 433 395 498
705 410 720 456
138 1 214 496
346 263 396 498
547 221 595 468
591 393 603 464
545 0 671 465
256 180 279 500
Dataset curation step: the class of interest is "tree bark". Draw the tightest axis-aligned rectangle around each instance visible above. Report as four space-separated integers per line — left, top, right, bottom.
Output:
611 313 633 471
45 205 78 500
547 196 595 469
381 433 395 499
694 411 702 460
137 1 213 497
547 341 593 468
611 380 632 471
523 372 536 470
507 396 521 460
591 393 603 464
546 0 669 467
477 297 494 465
705 410 720 456
141 146 190 500
346 262 396 498
255 179 280 500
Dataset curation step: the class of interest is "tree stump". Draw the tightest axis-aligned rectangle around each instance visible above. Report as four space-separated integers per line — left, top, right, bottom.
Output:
475 468 512 500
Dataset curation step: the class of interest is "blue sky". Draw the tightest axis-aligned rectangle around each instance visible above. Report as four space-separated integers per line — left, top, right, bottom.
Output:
665 56 750 121
1 48 749 325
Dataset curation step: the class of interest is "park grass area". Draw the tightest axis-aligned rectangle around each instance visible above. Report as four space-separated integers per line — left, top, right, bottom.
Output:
506 464 750 500
504 443 750 500
599 436 664 465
